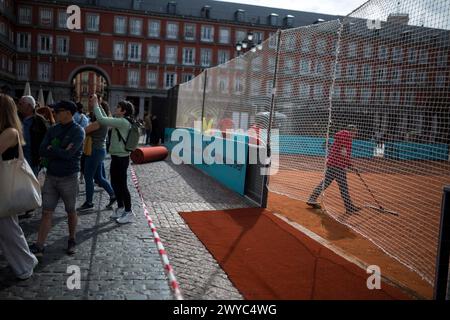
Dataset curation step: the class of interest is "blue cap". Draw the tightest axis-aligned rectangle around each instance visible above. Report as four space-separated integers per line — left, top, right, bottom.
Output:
50 100 77 115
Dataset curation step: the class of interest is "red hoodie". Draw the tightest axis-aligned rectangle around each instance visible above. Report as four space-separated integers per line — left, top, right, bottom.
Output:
327 130 353 169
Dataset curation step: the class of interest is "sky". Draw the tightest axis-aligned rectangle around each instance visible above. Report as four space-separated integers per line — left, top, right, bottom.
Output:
214 0 368 16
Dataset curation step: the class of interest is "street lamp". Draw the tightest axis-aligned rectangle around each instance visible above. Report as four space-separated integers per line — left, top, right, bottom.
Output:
236 32 263 55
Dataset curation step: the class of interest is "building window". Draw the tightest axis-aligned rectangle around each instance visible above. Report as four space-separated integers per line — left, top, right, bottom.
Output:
332 85 340 99
113 41 125 60
200 48 212 67
419 49 428 64
251 80 262 96
253 31 264 43
283 58 295 74
314 84 324 100
347 42 357 58
165 46 177 64
219 28 230 44
361 88 371 104
406 70 416 84
184 24 196 40
16 61 29 80
408 48 418 63
268 32 277 49
299 59 311 75
345 87 356 101
56 36 69 56
316 39 327 55
234 77 244 94
300 83 311 97
115 16 127 34
219 77 229 94
182 74 193 83
18 6 32 24
301 37 310 52
38 34 53 54
235 30 246 43
437 52 448 67
128 69 140 88
148 20 160 38
40 8 53 27
392 47 403 62
148 45 160 63
335 64 342 78
376 67 387 82
17 33 31 52
346 64 357 80
57 10 68 29
390 91 401 105
362 65 372 81
201 25 214 42
436 72 446 88
85 14 99 32
128 43 142 61
363 44 372 58
218 50 230 65
315 61 325 75
38 63 51 82
147 71 158 89
164 72 177 89
85 39 98 58
391 69 401 83
182 47 195 65
130 18 143 36
378 46 388 60
166 22 179 39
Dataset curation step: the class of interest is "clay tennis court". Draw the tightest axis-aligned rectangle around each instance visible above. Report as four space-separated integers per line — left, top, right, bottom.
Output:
267 154 450 298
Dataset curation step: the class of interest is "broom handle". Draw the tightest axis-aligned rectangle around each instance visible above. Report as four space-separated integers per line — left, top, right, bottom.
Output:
353 168 384 209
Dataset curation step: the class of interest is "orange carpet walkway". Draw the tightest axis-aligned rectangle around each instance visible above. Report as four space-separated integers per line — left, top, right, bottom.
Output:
180 208 411 300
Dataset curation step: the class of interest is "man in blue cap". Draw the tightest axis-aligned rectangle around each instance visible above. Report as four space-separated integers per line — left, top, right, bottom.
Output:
29 100 85 257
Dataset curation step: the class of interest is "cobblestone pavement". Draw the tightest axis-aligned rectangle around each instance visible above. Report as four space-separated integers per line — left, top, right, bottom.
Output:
0 158 253 300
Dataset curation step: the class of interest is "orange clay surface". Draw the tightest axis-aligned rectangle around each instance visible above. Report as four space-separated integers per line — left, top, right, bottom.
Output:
267 156 450 299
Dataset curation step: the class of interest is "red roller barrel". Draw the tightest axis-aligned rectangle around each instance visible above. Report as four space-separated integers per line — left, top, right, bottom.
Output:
130 146 169 164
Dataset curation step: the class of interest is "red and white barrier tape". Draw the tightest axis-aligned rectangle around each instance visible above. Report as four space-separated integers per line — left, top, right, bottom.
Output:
130 166 183 300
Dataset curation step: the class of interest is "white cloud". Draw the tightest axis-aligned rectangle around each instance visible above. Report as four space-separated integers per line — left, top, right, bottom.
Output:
213 0 368 16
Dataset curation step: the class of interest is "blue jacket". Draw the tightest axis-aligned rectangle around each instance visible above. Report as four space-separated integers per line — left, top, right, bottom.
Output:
39 121 85 177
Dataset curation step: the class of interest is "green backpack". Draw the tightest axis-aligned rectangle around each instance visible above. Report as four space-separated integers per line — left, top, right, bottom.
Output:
116 117 142 152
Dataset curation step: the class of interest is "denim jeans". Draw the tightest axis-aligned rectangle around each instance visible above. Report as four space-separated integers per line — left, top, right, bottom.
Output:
84 148 115 204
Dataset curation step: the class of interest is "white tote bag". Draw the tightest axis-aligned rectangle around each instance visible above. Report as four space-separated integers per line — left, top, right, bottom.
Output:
0 133 42 218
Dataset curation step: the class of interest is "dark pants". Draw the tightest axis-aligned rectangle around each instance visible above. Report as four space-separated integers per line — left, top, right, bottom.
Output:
110 155 131 212
145 130 152 145
309 166 355 210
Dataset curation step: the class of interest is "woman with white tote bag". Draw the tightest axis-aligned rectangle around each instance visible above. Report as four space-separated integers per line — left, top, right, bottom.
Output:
0 93 39 280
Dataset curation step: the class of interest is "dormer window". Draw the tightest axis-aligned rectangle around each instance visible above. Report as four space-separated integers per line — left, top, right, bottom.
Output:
268 13 278 26
167 1 176 15
201 6 211 19
235 9 245 22
283 15 294 28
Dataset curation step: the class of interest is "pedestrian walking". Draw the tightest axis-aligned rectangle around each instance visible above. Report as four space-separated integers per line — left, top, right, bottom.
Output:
0 93 39 279
29 100 85 257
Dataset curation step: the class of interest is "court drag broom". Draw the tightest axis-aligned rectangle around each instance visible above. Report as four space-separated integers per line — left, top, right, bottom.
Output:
353 168 399 216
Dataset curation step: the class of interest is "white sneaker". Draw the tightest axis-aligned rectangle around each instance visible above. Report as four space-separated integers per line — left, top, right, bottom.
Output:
116 211 134 224
17 255 38 280
110 207 125 220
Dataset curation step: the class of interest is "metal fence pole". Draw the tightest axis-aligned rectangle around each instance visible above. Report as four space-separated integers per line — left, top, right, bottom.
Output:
434 185 450 300
200 70 208 135
261 29 282 208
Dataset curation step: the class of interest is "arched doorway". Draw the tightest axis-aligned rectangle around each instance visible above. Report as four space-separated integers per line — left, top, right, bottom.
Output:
70 66 110 111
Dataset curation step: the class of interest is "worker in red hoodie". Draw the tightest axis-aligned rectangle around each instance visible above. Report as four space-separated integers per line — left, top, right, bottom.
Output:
307 125 360 214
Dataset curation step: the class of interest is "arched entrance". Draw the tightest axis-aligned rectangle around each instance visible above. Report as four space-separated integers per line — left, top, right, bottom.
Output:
69 66 110 111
